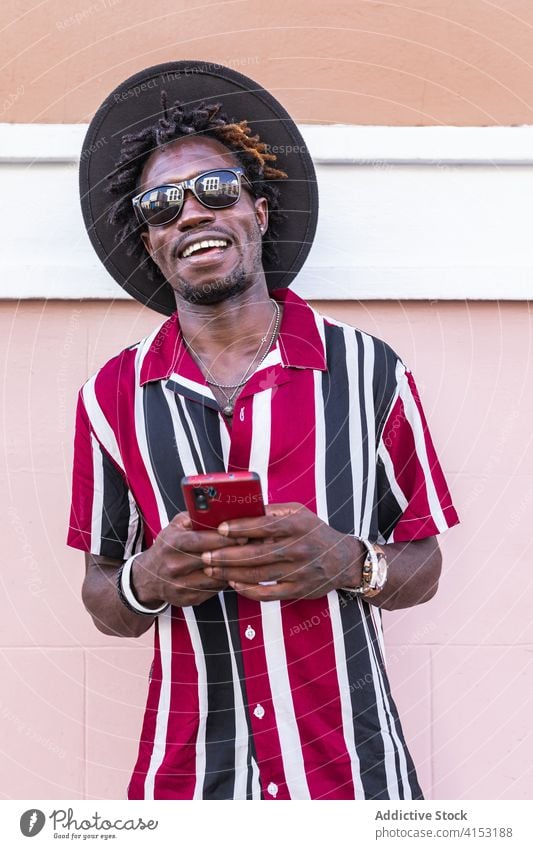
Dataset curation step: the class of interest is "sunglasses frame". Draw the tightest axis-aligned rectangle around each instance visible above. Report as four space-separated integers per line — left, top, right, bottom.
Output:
132 167 254 228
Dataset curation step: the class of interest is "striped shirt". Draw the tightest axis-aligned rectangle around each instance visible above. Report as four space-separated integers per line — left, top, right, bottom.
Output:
67 288 459 800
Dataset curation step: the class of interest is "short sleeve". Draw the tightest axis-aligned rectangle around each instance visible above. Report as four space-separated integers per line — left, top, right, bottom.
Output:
375 364 459 543
67 390 144 560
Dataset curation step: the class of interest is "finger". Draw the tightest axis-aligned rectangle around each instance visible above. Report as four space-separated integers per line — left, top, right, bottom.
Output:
202 541 288 566
169 510 246 544
228 580 294 602
265 503 305 518
167 528 241 554
147 544 234 581
161 572 228 593
169 510 192 528
203 559 298 585
217 504 303 539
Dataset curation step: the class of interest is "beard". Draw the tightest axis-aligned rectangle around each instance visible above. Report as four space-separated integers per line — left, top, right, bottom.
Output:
176 266 249 306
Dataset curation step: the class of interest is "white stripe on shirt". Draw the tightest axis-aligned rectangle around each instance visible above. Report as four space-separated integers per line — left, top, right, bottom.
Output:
261 601 311 799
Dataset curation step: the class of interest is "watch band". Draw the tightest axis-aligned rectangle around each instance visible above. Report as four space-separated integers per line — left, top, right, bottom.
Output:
117 553 169 616
340 539 388 598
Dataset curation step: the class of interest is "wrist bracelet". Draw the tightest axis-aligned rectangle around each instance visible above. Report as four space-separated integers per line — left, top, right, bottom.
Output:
117 553 169 617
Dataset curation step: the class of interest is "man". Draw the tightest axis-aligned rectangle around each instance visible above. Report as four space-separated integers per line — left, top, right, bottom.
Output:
69 61 459 800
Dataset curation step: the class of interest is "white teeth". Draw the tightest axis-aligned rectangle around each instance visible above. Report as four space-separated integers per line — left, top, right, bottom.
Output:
181 239 228 258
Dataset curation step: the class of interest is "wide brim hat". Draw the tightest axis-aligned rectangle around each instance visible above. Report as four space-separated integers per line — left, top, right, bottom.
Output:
79 60 318 316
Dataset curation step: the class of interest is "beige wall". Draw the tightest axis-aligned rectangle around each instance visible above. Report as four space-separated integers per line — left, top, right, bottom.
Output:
3 0 533 126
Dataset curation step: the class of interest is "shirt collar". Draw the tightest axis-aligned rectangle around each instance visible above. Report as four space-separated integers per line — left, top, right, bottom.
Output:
139 287 327 387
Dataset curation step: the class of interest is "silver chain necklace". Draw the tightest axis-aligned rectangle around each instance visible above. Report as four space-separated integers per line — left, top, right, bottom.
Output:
185 299 281 417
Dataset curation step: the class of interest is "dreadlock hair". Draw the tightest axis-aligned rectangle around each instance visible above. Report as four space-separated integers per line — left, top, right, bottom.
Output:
106 92 288 289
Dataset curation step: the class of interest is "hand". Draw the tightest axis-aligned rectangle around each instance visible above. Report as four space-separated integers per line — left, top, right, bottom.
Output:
201 503 365 602
131 512 245 608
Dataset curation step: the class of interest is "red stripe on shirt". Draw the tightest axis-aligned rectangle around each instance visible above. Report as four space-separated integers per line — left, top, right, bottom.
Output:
227 395 254 474
67 392 95 551
281 599 355 799
268 370 317 507
95 347 160 547
127 624 164 799
382 393 440 539
405 370 459 523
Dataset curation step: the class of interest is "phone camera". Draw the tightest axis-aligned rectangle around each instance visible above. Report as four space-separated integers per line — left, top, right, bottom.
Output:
207 487 218 498
193 487 209 511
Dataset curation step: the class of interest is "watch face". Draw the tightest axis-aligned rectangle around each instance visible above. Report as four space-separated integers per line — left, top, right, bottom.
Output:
375 554 388 588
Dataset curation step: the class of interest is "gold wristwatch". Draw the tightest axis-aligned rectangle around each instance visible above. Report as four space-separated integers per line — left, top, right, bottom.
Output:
341 539 388 598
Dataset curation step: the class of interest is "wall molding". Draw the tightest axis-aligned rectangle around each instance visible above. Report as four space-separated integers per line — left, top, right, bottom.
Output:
3 123 533 165
1 123 532 301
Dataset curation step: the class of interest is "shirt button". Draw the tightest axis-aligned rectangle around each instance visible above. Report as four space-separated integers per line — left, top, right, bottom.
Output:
245 625 256 640
267 782 278 798
253 703 265 719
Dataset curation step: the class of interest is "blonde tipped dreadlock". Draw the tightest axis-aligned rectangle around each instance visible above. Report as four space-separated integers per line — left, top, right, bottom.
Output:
107 95 288 289
214 121 288 180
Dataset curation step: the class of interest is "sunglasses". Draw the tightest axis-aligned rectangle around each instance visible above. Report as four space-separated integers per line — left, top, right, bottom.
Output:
132 167 253 228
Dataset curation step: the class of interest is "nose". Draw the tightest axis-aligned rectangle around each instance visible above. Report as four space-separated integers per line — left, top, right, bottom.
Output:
176 189 216 230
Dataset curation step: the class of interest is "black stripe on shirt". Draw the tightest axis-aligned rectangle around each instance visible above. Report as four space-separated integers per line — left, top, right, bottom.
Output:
183 399 226 473
322 323 355 535
224 589 263 800
372 339 400 443
165 379 219 410
363 606 424 800
339 593 390 799
174 395 204 472
356 333 370 536
143 383 186 520
369 338 399 540
375 454 404 542
363 604 404 798
100 449 131 559
194 595 237 799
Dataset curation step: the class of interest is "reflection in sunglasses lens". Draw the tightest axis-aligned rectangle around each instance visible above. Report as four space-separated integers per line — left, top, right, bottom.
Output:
195 170 241 207
139 170 242 225
140 185 183 225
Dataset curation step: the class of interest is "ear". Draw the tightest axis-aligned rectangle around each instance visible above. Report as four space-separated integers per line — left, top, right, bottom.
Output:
140 228 154 258
139 227 163 265
254 196 268 235
140 228 164 272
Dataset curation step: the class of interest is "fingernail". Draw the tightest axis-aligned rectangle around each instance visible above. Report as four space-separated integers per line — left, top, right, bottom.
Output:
218 522 229 535
202 552 212 565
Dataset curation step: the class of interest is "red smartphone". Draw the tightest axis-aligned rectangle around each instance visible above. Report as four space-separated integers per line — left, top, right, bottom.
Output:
181 471 265 531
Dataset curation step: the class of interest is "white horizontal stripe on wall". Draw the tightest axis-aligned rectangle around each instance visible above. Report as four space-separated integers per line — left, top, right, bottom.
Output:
1 123 532 301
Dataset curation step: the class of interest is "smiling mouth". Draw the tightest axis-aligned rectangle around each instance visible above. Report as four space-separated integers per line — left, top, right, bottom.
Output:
180 238 230 260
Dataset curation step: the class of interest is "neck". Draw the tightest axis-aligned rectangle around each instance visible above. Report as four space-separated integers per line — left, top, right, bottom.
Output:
177 284 278 362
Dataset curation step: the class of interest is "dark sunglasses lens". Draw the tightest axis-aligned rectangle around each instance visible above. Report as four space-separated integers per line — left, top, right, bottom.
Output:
194 170 241 208
139 185 183 225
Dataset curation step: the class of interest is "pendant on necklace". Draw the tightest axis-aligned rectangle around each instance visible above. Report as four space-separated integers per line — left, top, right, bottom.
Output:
223 404 233 417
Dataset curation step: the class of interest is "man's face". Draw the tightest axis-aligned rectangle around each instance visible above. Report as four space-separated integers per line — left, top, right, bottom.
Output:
139 136 269 306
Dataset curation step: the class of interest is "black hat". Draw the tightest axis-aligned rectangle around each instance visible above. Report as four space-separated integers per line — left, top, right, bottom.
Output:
79 60 318 316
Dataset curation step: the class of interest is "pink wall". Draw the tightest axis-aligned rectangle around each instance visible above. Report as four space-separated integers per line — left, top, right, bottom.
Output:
5 0 533 126
1 298 531 800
